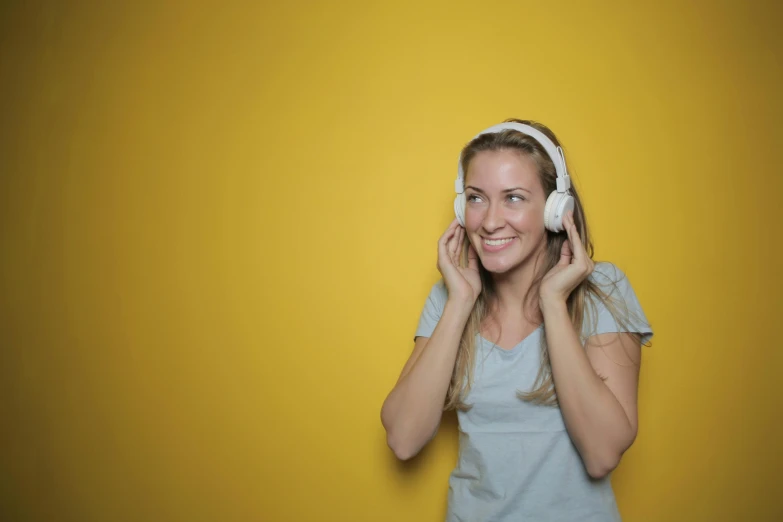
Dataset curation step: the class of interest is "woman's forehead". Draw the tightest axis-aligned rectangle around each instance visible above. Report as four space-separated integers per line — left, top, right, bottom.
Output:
465 149 541 190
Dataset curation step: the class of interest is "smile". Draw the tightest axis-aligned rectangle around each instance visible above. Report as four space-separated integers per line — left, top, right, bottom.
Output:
481 237 517 253
483 237 515 246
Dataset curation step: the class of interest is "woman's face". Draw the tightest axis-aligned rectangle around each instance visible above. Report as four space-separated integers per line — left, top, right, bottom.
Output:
463 149 548 274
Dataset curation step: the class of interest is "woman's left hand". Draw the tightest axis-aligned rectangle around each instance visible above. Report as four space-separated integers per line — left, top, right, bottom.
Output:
539 211 595 306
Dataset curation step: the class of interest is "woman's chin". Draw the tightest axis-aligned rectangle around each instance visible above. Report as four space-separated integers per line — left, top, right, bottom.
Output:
479 256 517 274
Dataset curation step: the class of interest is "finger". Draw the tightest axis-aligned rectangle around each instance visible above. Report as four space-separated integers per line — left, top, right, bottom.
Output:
449 226 461 261
457 227 465 263
557 237 572 266
566 212 591 272
564 211 583 263
438 223 458 264
442 218 460 237
467 243 479 270
439 220 459 254
454 227 465 264
440 218 459 242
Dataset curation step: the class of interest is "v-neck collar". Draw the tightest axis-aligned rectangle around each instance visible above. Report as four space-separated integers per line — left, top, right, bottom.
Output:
478 323 543 353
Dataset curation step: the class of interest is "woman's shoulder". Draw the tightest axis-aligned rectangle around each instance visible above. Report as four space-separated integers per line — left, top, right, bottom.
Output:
584 260 654 343
414 278 450 340
589 261 627 286
427 278 449 306
589 261 644 299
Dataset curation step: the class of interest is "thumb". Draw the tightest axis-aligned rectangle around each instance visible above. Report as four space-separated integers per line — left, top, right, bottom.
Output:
557 239 572 267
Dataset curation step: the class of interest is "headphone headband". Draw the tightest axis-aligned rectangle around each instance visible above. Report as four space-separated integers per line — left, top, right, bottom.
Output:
455 122 571 194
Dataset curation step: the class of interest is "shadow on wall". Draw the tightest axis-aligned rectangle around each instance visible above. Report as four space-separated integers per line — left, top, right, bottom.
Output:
382 409 459 515
386 409 459 472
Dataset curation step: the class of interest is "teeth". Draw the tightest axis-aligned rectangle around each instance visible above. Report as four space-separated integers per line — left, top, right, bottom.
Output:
484 238 514 246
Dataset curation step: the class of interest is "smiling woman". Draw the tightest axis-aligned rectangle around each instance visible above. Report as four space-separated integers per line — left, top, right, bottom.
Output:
380 119 653 521
464 150 545 269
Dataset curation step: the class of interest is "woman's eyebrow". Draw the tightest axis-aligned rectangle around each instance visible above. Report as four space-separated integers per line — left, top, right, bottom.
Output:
466 185 532 194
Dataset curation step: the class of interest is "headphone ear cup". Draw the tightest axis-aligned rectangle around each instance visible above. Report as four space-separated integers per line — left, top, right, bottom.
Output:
544 191 560 232
557 196 575 232
454 192 466 227
544 192 575 233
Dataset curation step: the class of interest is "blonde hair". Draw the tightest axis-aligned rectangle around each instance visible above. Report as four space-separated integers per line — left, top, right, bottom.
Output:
445 119 651 410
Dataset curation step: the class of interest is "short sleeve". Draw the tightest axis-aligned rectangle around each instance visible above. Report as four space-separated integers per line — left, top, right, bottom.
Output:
585 262 653 345
413 279 449 340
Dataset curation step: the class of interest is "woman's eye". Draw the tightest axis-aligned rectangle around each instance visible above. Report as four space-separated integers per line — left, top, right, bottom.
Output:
467 194 525 203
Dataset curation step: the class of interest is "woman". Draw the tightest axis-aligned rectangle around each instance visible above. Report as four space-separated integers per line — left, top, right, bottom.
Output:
380 119 653 521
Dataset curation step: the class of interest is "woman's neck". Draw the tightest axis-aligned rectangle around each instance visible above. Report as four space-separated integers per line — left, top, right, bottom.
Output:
489 255 544 323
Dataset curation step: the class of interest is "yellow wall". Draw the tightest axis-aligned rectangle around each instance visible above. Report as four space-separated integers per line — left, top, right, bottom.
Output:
1 1 781 520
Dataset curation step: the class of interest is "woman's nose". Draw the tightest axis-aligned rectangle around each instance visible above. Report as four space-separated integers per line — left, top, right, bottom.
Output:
482 201 505 232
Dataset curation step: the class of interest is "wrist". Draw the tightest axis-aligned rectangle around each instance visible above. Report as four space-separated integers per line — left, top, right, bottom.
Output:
445 296 476 317
539 295 568 316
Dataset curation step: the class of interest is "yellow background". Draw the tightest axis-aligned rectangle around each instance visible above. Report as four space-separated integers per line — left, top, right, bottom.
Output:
1 1 781 521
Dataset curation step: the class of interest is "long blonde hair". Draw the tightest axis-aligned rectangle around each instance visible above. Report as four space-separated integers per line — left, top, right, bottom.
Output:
445 119 651 410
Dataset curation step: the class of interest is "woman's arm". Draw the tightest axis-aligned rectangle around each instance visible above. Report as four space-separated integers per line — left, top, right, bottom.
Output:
380 297 473 460
382 219 480 461
541 300 641 479
538 211 643 478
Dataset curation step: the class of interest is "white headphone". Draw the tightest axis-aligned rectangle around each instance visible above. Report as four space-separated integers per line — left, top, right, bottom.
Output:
454 122 575 233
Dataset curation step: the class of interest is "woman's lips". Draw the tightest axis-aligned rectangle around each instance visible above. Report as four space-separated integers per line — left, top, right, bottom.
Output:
481 237 517 253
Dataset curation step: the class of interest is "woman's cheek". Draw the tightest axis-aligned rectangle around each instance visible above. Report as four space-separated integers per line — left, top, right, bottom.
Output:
508 207 538 230
464 207 483 231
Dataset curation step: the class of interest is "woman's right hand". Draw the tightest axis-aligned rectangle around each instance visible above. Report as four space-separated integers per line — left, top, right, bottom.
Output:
437 218 482 305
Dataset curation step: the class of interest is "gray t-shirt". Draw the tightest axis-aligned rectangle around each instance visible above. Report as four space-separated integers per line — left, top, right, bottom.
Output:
414 262 653 522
